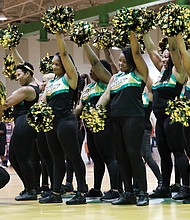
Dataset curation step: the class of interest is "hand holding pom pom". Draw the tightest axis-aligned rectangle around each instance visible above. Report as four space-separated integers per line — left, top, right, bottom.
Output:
27 101 55 132
39 53 53 75
93 28 112 50
80 103 107 133
41 6 75 34
2 107 14 123
165 96 190 127
70 21 94 47
0 24 23 49
3 54 17 80
0 81 6 106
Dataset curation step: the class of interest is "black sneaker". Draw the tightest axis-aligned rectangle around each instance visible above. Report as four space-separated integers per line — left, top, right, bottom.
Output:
149 186 171 198
39 193 62 204
35 187 43 195
41 190 53 198
170 183 181 192
66 192 87 205
15 189 37 201
62 182 74 192
153 183 162 192
183 198 190 204
137 191 149 206
172 186 190 200
100 189 120 201
85 188 102 197
111 191 136 205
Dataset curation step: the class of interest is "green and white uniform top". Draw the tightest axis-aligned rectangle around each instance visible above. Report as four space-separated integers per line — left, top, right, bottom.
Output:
45 75 75 118
109 71 145 118
81 81 107 106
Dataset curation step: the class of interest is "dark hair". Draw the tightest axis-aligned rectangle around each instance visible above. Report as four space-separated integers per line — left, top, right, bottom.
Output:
122 47 136 72
160 49 174 82
54 52 66 73
100 59 112 75
16 61 34 76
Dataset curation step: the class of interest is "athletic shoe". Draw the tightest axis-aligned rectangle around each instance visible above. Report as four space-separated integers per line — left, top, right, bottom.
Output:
137 191 149 206
170 183 181 192
62 182 74 192
15 189 37 201
183 198 190 204
66 192 87 205
149 186 171 198
100 189 120 201
39 193 62 204
40 190 52 198
172 186 190 200
112 191 136 205
85 188 102 197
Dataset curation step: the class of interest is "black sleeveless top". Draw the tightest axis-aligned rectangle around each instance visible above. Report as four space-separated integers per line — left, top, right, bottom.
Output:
152 72 183 118
13 85 40 119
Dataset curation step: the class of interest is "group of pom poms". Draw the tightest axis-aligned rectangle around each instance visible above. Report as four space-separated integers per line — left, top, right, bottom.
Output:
0 2 190 133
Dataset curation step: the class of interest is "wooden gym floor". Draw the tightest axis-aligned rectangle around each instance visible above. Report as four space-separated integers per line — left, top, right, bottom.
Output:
0 148 189 220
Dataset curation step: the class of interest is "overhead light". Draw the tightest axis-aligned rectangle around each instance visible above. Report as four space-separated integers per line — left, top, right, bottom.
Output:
0 11 7 21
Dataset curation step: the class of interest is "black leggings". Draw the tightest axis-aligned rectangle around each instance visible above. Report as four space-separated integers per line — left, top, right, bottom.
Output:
35 132 54 189
142 129 162 184
87 119 119 190
65 125 85 183
0 167 10 189
156 116 189 187
46 113 87 193
9 115 37 191
111 117 147 192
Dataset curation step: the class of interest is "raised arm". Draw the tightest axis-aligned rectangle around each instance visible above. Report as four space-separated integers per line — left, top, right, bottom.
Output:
176 33 190 76
130 31 148 82
104 48 119 74
168 36 183 72
143 32 163 71
83 44 112 83
56 32 78 89
10 47 24 65
96 75 115 107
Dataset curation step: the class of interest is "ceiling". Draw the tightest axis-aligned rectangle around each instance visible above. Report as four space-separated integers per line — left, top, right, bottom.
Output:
0 0 182 35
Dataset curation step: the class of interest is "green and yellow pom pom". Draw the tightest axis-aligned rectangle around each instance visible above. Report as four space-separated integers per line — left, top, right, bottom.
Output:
70 21 94 47
0 81 6 106
135 8 156 34
111 29 130 49
27 101 55 132
156 2 189 37
41 6 75 34
80 103 107 133
112 7 134 32
2 107 14 122
165 96 190 127
0 24 23 49
93 28 112 49
3 54 17 80
39 53 53 75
